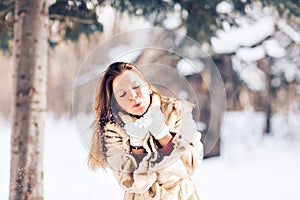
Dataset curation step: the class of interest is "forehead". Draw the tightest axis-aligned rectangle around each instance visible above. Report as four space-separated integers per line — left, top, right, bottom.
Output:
113 70 145 90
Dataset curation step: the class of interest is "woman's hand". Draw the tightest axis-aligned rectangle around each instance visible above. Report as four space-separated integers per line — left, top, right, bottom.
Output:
124 120 148 147
144 105 170 140
141 95 169 140
122 95 172 148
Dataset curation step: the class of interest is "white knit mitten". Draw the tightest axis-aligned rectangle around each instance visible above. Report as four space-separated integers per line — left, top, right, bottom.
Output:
124 119 148 147
144 105 169 140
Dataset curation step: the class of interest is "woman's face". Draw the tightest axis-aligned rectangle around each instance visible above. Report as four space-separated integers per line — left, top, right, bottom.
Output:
112 70 151 116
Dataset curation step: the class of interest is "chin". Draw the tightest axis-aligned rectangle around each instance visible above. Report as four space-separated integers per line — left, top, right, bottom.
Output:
132 110 145 116
130 107 147 116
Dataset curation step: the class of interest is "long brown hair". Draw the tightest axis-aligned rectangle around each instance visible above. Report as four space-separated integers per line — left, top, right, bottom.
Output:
88 62 164 169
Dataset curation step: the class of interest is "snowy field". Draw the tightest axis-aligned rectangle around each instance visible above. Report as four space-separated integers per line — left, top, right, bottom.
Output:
1 109 300 200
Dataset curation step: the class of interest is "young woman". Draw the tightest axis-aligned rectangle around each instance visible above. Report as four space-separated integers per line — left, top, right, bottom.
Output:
88 62 203 199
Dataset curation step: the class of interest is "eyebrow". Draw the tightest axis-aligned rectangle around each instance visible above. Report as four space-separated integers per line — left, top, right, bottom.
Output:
115 88 125 93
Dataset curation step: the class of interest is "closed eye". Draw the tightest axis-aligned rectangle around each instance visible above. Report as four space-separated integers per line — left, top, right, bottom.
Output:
132 82 142 89
119 92 126 98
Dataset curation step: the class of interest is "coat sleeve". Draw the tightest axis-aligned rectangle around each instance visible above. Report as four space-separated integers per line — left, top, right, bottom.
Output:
103 123 157 194
172 100 203 177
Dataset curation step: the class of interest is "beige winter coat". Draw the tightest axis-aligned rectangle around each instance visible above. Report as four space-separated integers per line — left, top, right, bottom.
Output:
104 95 203 200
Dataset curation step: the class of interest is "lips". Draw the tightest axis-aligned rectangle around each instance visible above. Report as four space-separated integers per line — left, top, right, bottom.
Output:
133 102 141 107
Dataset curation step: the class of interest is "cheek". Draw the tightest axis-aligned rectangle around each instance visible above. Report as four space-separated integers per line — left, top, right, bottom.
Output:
140 87 151 101
115 97 129 111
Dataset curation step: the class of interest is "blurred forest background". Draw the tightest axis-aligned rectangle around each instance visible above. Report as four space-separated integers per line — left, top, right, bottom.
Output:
0 0 300 199
1 0 299 153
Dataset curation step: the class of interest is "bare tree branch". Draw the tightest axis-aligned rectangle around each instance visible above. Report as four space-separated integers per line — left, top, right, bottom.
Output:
49 13 98 24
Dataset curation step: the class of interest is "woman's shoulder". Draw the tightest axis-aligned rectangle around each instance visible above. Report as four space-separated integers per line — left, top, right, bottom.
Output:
103 121 119 132
103 121 128 139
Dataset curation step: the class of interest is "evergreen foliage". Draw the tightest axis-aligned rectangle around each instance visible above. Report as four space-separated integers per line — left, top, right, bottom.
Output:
111 0 299 42
0 0 299 52
0 0 14 54
0 0 103 51
48 0 103 46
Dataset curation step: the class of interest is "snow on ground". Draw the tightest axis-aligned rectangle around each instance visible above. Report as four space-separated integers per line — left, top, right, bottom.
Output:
1 110 300 200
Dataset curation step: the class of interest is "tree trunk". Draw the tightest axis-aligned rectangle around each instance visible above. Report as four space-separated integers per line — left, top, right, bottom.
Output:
214 55 241 110
10 0 48 199
197 58 226 158
257 57 272 134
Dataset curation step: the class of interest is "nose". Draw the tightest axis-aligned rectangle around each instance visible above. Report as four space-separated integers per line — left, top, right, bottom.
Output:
128 88 137 100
